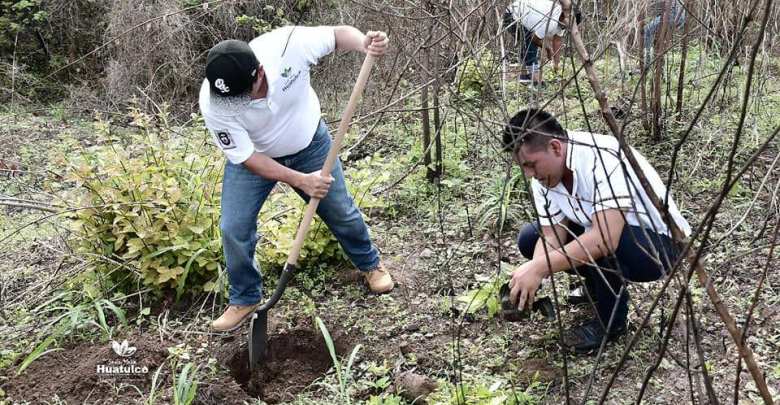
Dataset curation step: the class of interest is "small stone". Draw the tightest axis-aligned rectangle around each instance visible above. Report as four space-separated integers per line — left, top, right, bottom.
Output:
395 371 438 403
399 342 412 355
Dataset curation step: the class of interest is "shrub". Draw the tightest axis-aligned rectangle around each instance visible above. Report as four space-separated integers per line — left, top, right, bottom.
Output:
235 4 290 35
0 0 47 51
66 109 224 300
258 154 390 285
455 50 498 97
65 109 389 300
475 170 530 233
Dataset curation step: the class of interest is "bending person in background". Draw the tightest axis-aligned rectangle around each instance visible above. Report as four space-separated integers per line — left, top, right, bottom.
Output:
643 0 687 65
503 0 582 84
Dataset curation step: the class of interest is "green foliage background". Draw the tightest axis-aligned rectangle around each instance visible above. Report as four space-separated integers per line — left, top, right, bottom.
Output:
64 109 389 301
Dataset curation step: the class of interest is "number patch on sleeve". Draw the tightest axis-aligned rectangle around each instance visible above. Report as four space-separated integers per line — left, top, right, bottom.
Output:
215 129 236 150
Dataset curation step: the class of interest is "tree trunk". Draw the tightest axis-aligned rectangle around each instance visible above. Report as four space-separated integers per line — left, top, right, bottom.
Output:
433 79 442 178
676 1 691 115
421 0 435 182
652 0 672 141
639 9 650 130
421 84 434 182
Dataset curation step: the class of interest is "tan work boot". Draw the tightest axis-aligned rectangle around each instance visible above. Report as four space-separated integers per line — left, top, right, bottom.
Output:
211 303 260 332
364 263 394 293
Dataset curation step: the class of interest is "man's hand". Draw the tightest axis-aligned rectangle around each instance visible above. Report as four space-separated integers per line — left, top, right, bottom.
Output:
363 31 389 56
296 170 334 199
509 261 546 311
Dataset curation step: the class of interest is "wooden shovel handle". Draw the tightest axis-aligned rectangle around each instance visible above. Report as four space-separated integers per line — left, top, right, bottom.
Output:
286 54 376 266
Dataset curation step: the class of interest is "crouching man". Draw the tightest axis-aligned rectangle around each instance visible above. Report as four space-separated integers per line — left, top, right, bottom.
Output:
502 109 691 353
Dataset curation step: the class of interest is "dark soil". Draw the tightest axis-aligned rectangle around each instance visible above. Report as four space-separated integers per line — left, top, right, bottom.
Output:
196 374 254 405
514 357 563 385
218 326 352 404
2 332 169 404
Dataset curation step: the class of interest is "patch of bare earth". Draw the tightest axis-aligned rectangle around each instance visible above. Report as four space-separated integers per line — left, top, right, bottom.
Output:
3 332 169 404
215 325 353 404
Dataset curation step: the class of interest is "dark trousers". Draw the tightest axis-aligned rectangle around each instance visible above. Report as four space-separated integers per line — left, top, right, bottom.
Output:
503 11 539 68
516 222 679 329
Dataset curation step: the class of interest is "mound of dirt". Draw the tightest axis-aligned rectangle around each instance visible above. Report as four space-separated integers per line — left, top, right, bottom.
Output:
218 327 352 404
3 333 169 404
394 371 438 403
197 374 254 404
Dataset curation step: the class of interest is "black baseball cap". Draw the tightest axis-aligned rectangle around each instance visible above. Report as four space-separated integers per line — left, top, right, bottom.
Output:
205 40 260 116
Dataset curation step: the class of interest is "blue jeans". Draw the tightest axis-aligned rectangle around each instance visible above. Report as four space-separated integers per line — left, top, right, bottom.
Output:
220 119 380 305
644 1 686 63
503 11 539 69
517 222 679 330
520 26 539 69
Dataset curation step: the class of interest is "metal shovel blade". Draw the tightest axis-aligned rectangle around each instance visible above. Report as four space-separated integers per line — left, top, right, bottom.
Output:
248 310 268 371
246 263 297 371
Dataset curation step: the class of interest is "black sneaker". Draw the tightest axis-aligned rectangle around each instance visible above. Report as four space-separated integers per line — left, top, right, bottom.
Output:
562 319 627 354
518 73 533 83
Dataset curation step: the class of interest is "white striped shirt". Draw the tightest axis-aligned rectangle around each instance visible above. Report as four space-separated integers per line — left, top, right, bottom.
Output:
531 131 691 237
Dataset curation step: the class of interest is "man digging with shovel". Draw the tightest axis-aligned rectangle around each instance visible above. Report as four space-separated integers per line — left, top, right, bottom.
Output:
199 25 394 332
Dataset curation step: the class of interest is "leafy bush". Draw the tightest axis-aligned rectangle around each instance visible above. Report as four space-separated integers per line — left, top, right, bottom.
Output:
455 50 498 97
428 377 542 404
65 110 389 300
475 170 530 233
258 154 389 279
235 5 290 35
0 0 47 50
66 110 224 300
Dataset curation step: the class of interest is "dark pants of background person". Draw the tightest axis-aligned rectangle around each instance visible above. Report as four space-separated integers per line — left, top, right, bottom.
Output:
516 221 679 330
503 10 539 68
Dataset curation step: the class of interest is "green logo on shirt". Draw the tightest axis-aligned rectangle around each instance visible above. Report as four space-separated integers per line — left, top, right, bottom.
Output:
281 67 292 78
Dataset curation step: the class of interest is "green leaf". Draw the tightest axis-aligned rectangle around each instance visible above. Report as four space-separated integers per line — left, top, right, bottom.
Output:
142 244 187 261
99 299 127 326
124 238 145 257
176 248 206 301
187 224 206 234
17 335 61 376
316 317 343 388
93 300 111 337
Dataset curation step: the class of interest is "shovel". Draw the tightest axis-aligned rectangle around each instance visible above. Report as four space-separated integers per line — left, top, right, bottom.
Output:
248 54 377 371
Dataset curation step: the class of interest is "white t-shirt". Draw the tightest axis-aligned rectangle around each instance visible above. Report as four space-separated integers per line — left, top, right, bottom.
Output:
509 0 564 39
199 26 336 163
531 131 691 238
